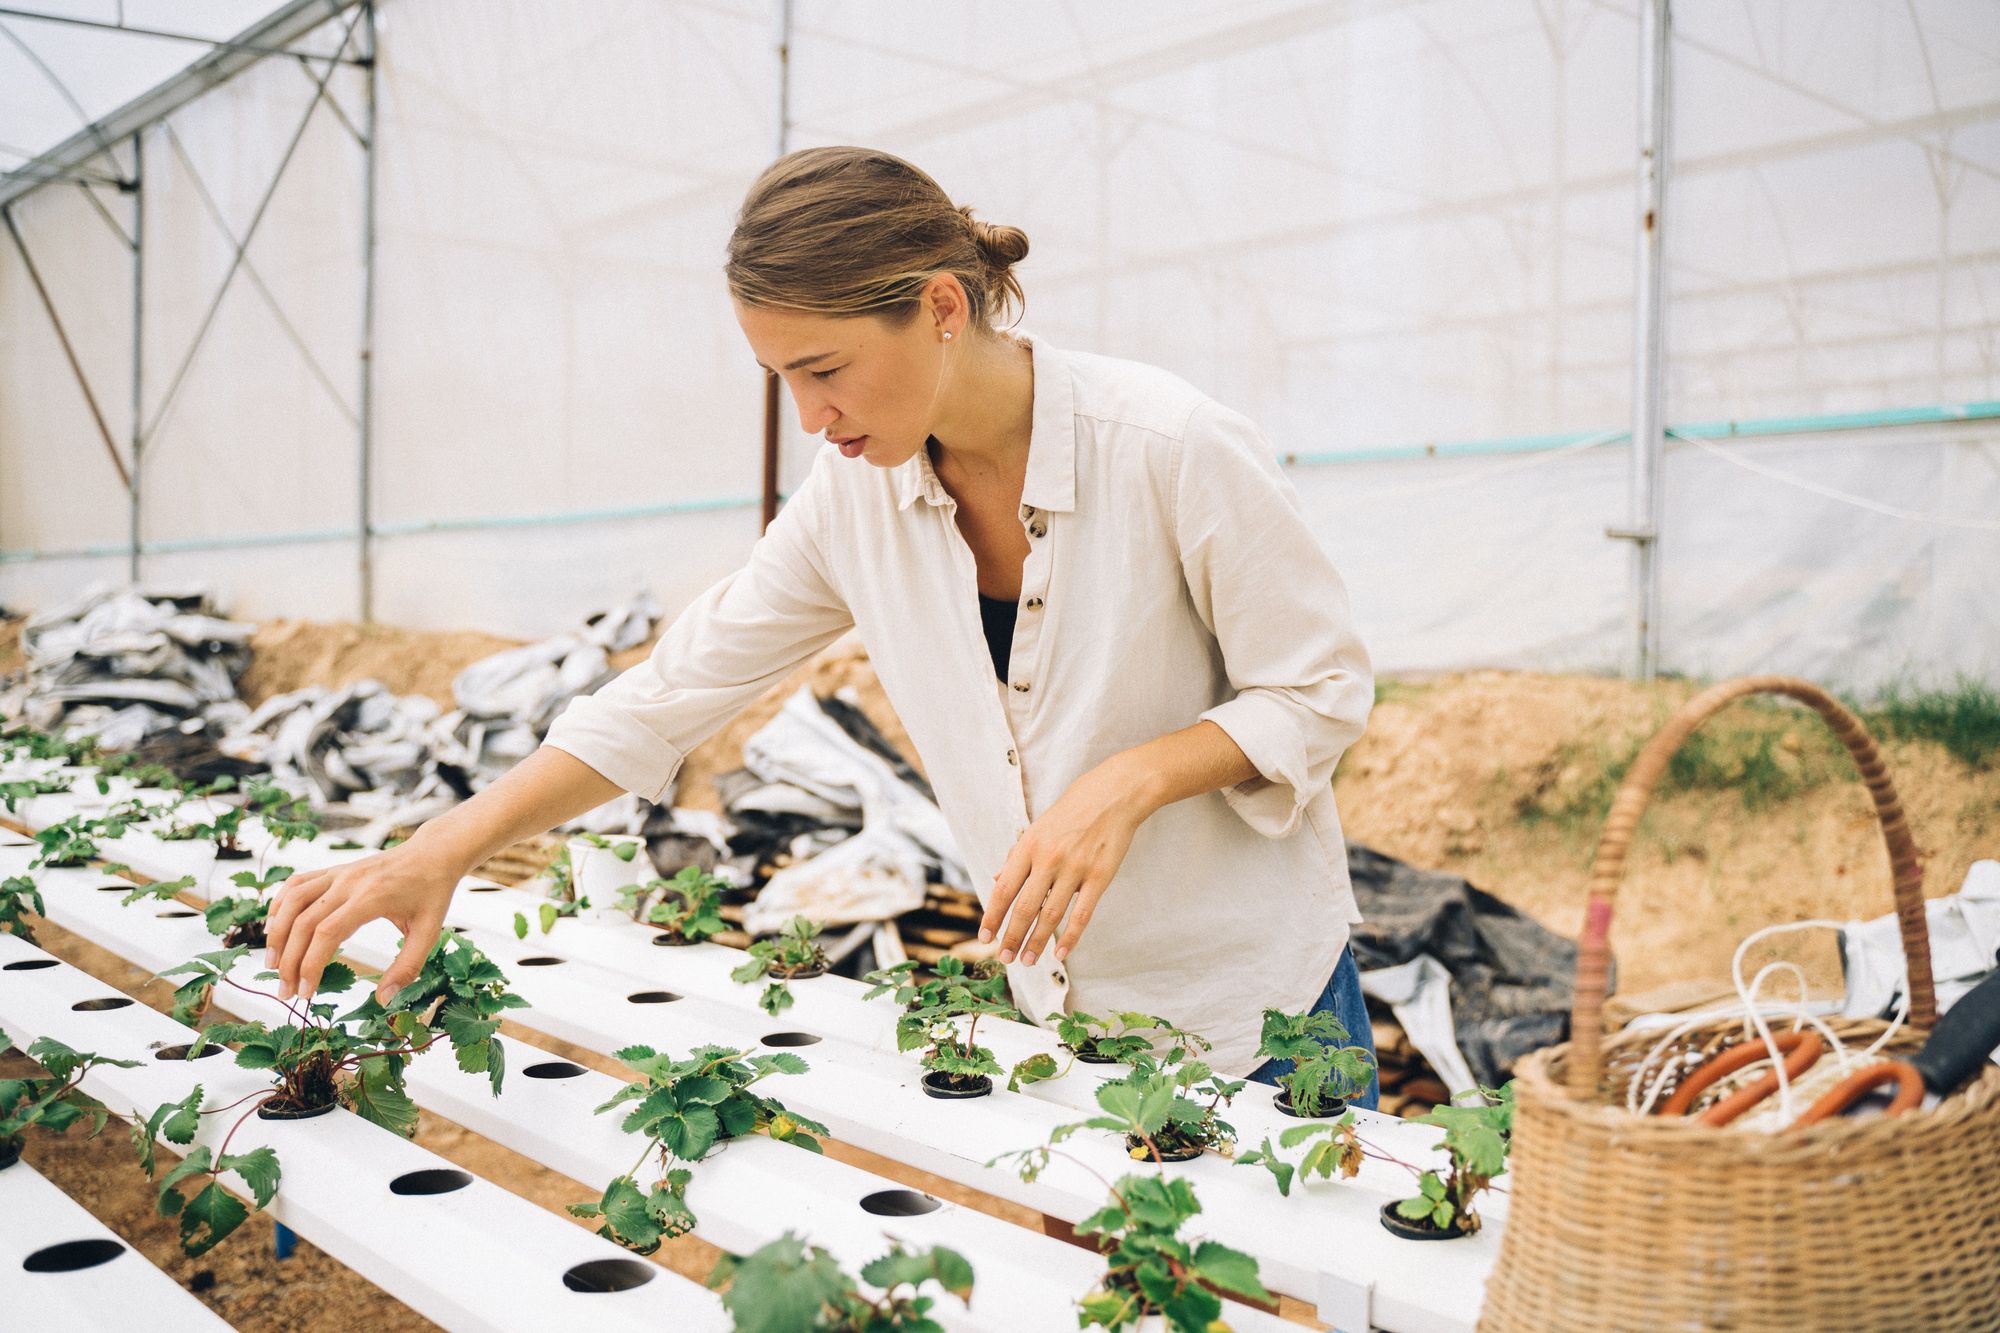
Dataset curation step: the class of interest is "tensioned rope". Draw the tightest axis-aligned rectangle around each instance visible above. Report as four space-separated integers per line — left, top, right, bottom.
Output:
1676 430 2000 533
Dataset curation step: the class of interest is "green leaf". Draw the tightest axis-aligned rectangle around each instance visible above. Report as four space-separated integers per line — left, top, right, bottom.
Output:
348 1058 419 1137
216 1147 282 1207
1191 1240 1269 1302
176 1180 251 1257
512 912 528 940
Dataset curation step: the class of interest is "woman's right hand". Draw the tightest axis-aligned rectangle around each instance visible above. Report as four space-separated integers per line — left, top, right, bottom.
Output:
266 839 468 1004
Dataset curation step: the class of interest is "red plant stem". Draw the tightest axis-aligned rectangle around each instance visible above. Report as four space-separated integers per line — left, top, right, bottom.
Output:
199 1087 276 1118
210 1098 265 1170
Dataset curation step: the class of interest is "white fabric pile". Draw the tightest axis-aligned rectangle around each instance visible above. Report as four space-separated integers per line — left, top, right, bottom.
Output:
737 685 969 934
221 592 664 837
0 584 254 749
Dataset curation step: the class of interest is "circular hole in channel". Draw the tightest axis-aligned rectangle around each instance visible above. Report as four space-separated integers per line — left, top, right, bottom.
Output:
70 997 133 1012
515 956 564 967
157 909 199 919
759 1032 821 1048
3 959 58 971
626 990 681 1005
523 1061 588 1080
466 884 501 893
562 1258 656 1293
93 884 129 893
389 1168 473 1196
859 1189 941 1217
22 1238 126 1272
154 1043 225 1062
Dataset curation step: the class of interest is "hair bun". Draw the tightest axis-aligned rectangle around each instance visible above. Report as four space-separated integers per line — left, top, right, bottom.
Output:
959 206 1030 269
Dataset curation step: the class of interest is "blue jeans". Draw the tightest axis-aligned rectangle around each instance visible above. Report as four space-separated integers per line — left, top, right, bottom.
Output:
1246 944 1380 1110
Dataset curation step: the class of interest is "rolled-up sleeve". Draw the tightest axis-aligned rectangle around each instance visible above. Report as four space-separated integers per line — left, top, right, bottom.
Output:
1175 399 1373 838
540 448 854 803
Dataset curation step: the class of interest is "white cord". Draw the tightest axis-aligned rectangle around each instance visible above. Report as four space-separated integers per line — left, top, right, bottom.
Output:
1682 433 2000 532
1314 429 1623 504
1626 919 1910 1128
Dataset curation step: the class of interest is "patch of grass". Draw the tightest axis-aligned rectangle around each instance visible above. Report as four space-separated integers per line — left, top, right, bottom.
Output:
1373 679 1430 708
1516 701 1846 834
1861 678 2000 769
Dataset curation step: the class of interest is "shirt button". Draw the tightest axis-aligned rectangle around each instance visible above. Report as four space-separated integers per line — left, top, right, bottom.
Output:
1024 596 1044 610
1020 505 1036 521
1012 680 1030 693
1029 522 1046 538
1006 748 1018 766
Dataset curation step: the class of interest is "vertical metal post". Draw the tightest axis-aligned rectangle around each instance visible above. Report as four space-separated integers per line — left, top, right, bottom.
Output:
128 129 144 583
357 0 378 621
1617 0 1670 680
759 0 794 533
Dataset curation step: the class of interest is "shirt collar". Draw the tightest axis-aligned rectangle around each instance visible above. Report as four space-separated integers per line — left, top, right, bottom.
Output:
895 330 1075 512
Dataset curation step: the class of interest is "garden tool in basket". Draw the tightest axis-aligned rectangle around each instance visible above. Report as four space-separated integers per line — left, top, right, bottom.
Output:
1658 966 2000 1128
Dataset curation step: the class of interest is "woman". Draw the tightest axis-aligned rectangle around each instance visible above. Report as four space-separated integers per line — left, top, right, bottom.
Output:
268 146 1378 1099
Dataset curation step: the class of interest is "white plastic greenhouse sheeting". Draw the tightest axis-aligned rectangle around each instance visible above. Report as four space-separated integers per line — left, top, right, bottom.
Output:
2 0 1997 692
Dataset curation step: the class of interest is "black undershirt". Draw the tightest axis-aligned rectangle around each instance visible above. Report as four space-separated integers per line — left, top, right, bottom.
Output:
977 593 1018 682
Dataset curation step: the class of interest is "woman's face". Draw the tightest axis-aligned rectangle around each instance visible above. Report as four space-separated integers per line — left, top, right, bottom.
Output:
733 301 946 469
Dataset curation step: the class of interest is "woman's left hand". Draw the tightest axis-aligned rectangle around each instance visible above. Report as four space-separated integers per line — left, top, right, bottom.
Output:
979 753 1159 966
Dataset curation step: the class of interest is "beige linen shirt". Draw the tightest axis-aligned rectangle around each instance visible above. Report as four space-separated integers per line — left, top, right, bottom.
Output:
542 331 1373 1073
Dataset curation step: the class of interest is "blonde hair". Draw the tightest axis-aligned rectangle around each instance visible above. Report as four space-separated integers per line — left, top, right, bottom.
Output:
727 146 1028 335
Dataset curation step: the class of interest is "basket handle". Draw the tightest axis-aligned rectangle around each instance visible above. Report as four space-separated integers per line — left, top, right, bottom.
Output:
1565 675 1934 1099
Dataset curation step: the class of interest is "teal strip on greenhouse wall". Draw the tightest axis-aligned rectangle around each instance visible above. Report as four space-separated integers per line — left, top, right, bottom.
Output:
1283 399 2000 466
3 400 1997 564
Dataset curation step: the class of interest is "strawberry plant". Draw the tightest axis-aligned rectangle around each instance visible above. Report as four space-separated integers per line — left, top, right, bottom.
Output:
0 1029 140 1170
244 780 320 847
204 864 293 948
511 837 597 936
570 1043 827 1251
1255 1006 1376 1117
640 866 728 945
1235 1114 1365 1196
731 916 827 1017
1387 1083 1514 1238
1089 1046 1242 1162
117 874 199 909
137 931 527 1256
31 816 99 869
92 752 182 790
883 955 1017 1099
0 875 46 943
1009 1010 1210 1091
0 774 73 810
708 1232 974 1332
994 1137 1268 1333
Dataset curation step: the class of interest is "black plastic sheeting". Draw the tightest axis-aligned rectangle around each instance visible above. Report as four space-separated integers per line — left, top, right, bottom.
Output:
1347 841 1607 1087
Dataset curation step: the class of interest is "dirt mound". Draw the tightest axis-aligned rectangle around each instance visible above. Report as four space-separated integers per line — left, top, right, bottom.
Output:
239 619 523 708
1336 672 1999 996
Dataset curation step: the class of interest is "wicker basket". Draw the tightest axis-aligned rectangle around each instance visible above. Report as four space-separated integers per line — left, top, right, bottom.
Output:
1479 676 2000 1333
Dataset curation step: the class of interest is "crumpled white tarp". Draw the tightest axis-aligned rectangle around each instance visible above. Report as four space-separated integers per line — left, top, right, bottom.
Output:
219 592 665 835
1358 954 1482 1100
739 685 969 934
431 590 664 796
0 583 253 744
1842 859 2000 1029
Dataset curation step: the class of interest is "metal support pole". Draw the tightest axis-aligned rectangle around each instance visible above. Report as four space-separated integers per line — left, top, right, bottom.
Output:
357 0 378 622
1610 0 1670 680
129 130 143 583
759 0 794 534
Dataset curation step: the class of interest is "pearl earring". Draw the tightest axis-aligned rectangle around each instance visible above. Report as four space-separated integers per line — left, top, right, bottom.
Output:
943 331 953 341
